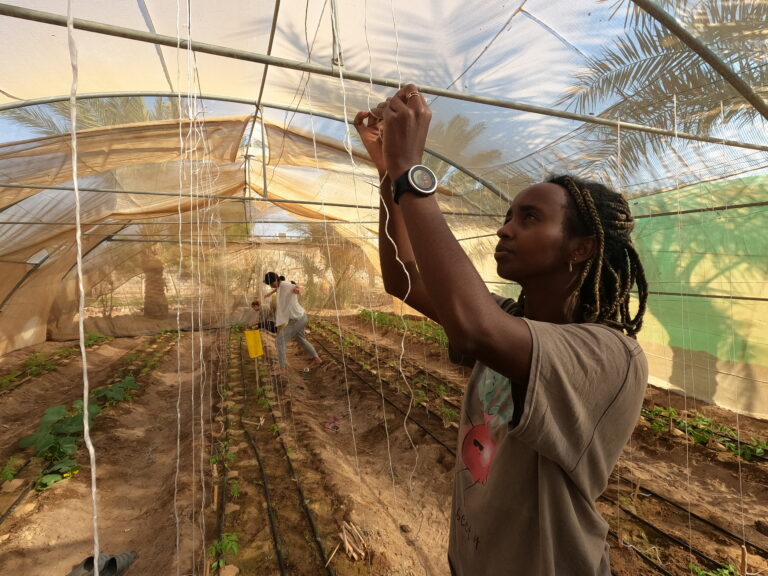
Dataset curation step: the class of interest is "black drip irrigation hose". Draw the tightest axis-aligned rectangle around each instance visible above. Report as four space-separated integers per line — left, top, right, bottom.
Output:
611 473 768 560
236 334 287 575
0 481 34 526
238 335 336 576
602 493 725 571
310 335 457 457
607 529 676 576
242 425 288 575
236 332 289 575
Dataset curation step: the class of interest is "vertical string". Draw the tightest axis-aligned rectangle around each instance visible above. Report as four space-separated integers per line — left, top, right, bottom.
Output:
172 0 186 572
614 117 623 546
67 3 101 574
721 101 747 547
673 92 695 566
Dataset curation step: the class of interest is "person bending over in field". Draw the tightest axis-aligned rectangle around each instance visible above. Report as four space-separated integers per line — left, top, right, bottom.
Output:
263 272 322 375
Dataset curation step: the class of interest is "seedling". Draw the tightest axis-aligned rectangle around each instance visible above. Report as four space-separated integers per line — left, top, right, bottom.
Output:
440 406 459 427
689 564 736 576
0 373 20 388
1 456 22 483
207 532 239 571
85 331 110 347
23 354 57 377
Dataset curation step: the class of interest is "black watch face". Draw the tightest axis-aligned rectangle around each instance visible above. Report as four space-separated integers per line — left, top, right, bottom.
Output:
409 165 437 194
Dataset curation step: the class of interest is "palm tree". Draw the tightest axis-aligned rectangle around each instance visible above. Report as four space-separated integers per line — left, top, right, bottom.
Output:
556 0 768 181
555 2 767 407
5 96 180 318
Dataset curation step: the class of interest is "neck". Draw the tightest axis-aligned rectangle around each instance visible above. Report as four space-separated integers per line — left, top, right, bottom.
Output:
519 273 578 324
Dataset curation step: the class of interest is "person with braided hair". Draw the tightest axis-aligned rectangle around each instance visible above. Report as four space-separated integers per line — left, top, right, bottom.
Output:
354 85 648 576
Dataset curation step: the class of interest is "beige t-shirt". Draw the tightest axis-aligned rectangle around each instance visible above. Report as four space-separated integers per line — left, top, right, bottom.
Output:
448 306 647 575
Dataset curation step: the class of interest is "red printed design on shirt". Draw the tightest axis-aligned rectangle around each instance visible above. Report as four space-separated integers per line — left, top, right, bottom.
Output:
460 369 515 485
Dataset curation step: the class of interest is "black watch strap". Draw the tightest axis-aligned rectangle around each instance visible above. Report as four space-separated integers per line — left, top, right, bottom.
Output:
392 165 437 204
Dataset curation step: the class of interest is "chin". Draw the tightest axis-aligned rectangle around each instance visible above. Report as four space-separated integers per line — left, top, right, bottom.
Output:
496 265 517 282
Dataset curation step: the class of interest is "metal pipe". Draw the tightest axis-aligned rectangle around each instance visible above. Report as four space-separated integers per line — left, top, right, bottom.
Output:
1 4 767 153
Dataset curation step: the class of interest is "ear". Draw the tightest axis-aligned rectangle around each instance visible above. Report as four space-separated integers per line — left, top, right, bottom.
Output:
570 235 596 264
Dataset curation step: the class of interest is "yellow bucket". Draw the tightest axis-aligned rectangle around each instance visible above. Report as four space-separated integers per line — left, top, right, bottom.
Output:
244 329 264 358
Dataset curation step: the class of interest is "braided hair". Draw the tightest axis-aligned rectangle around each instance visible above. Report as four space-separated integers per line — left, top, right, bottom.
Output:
513 175 648 337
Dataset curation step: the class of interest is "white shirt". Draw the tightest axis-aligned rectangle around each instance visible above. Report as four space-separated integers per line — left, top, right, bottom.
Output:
274 282 305 326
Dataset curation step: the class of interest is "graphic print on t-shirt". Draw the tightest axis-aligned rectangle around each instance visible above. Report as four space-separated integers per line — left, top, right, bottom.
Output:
460 368 515 485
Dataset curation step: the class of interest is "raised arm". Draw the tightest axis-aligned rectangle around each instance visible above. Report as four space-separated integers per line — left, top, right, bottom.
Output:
377 85 533 386
353 104 439 322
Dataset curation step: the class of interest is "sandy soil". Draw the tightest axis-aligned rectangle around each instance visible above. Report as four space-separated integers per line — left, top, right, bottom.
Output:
0 314 766 576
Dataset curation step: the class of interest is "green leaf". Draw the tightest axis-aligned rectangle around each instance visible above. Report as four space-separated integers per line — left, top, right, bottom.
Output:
19 431 55 454
39 405 68 427
53 415 86 436
36 473 64 490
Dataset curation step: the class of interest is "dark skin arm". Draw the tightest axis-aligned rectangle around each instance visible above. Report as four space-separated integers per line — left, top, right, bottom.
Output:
355 85 532 386
354 101 439 322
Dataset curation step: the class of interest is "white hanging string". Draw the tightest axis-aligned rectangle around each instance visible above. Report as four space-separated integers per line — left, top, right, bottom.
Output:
614 117 624 545
360 1 423 492
357 0 399 504
66 3 101 574
672 92 696 564
721 100 748 548
317 2 373 483
172 0 185 569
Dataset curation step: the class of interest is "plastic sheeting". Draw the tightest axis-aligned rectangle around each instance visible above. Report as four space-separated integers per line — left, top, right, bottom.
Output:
0 0 766 416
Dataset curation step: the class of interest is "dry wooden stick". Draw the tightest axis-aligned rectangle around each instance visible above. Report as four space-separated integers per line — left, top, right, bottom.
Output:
324 542 341 568
740 544 747 576
349 521 368 552
340 530 357 561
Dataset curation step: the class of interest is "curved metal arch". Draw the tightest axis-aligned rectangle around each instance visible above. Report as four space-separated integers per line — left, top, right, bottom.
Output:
1 3 768 153
0 91 510 199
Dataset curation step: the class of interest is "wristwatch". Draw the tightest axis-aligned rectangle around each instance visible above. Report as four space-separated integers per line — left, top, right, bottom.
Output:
392 165 437 204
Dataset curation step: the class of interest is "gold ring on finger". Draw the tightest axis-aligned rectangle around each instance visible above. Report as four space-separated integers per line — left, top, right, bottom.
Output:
406 91 421 101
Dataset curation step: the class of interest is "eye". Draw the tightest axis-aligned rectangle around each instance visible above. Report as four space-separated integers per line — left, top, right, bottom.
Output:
523 211 537 221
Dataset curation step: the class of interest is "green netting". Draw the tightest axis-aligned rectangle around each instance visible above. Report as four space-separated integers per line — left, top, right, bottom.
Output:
633 175 767 367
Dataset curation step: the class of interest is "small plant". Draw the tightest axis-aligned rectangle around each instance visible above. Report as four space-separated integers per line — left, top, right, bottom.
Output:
23 354 57 377
270 424 280 436
0 372 20 388
229 479 241 499
644 405 767 461
689 564 736 576
85 331 110 347
414 389 428 407
208 532 239 571
19 401 99 490
54 346 79 359
210 441 236 469
91 375 140 405
1 456 22 483
440 406 459 427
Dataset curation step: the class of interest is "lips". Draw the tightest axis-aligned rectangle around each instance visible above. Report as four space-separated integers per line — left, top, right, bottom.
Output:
494 245 514 259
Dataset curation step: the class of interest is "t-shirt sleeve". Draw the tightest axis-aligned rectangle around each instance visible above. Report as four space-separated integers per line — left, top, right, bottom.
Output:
510 320 647 482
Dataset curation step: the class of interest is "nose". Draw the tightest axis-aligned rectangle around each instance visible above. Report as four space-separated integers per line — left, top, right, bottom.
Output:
497 220 513 239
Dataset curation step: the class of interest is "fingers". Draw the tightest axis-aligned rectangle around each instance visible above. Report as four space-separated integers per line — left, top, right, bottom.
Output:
353 110 368 127
398 83 423 106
